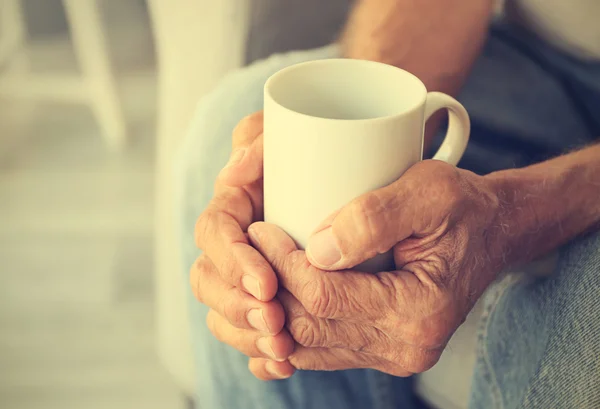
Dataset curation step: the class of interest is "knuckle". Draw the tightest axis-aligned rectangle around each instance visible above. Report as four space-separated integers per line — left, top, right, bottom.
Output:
232 115 253 138
212 189 253 227
285 250 308 274
350 194 388 246
232 113 263 146
402 320 450 350
217 250 239 285
194 211 214 250
428 162 463 205
289 316 320 347
286 252 341 319
219 292 245 327
189 256 209 304
376 271 405 309
280 291 307 320
400 325 426 348
442 177 464 208
407 160 465 213
415 295 457 348
402 350 441 374
422 321 453 348
301 277 336 318
385 346 441 374
288 353 318 371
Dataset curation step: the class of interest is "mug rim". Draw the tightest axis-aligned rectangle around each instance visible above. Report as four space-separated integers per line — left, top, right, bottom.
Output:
264 58 428 122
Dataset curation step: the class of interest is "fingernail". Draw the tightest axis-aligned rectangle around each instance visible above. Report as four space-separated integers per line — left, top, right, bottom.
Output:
225 149 245 168
266 360 289 378
247 225 259 246
247 309 270 333
306 227 341 268
257 338 277 360
242 275 262 299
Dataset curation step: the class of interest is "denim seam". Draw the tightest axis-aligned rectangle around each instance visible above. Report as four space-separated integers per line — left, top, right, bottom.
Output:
476 273 526 409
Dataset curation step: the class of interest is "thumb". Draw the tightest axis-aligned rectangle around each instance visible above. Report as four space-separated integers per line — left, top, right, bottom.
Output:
306 182 412 270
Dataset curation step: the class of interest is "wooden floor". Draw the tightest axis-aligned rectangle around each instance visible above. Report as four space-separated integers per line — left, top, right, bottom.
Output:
0 31 184 409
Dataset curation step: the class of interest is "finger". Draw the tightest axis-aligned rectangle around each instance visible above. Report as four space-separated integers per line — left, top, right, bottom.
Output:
195 189 277 301
280 290 443 373
248 222 395 323
248 358 295 381
289 347 411 377
305 161 458 270
291 345 440 376
206 310 294 361
279 291 391 354
190 255 285 334
219 112 264 187
232 111 263 148
219 134 264 187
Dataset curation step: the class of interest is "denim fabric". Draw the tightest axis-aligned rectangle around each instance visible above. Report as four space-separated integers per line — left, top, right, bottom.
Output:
471 231 600 409
175 21 600 409
454 23 600 174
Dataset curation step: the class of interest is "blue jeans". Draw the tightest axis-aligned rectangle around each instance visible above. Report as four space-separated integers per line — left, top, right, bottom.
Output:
176 22 600 409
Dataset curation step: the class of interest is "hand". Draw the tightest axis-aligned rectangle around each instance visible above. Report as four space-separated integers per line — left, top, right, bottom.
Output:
190 112 296 380
245 160 502 376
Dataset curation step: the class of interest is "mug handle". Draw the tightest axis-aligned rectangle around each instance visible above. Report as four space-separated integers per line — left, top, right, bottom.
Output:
424 92 471 166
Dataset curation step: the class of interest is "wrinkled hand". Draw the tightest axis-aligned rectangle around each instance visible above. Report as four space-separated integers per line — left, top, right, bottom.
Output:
190 112 296 380
191 112 504 380
243 161 502 377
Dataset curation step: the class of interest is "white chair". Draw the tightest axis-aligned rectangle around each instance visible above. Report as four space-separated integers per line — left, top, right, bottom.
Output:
148 0 251 396
0 0 126 150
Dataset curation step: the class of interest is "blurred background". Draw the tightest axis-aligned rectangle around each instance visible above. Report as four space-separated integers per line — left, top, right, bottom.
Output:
0 0 181 408
0 0 351 405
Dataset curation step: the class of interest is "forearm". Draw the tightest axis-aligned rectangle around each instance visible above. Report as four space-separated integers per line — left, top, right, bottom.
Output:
486 145 600 267
341 0 494 95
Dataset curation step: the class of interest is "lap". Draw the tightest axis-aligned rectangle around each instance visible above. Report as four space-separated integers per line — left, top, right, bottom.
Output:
472 230 600 409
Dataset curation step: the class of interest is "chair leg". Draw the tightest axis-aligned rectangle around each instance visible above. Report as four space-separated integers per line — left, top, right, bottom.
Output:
63 0 127 151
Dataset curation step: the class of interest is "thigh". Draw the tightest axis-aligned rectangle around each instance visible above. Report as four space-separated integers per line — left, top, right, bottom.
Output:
471 229 600 409
175 45 416 409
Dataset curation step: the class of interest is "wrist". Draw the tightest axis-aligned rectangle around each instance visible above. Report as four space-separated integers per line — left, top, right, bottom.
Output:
483 147 600 266
483 169 533 267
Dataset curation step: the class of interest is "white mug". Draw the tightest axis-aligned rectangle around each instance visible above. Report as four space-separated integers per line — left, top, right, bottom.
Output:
263 59 470 272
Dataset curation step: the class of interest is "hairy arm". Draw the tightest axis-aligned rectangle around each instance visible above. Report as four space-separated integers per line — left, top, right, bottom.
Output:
341 0 494 92
487 144 600 266
341 0 495 146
